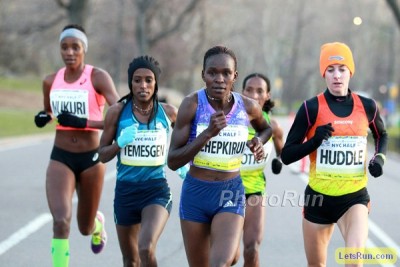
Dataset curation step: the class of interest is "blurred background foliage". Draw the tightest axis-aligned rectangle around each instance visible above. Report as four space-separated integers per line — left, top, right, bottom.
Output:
0 0 399 150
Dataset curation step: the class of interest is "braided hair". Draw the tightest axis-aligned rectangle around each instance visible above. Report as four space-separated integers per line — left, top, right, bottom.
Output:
119 55 161 129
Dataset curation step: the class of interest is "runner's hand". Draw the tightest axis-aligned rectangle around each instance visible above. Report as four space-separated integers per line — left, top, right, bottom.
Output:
176 164 190 179
34 111 51 128
207 110 227 137
117 125 138 148
312 123 334 147
57 111 87 128
368 154 384 178
247 137 264 161
271 157 282 174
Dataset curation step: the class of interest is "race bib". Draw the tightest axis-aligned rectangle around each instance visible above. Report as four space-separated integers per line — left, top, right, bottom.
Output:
50 89 89 118
120 129 167 166
193 123 248 171
316 136 367 180
241 140 273 173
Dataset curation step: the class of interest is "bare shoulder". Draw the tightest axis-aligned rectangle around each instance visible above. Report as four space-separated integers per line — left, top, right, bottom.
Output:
270 118 280 128
105 101 124 119
91 66 111 78
90 67 118 102
240 94 260 118
91 66 114 86
271 118 284 136
181 91 199 109
160 102 178 115
160 102 178 123
43 72 57 88
241 94 258 109
175 91 199 124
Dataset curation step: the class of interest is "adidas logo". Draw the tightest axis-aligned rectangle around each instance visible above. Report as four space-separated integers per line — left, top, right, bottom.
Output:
223 200 236 208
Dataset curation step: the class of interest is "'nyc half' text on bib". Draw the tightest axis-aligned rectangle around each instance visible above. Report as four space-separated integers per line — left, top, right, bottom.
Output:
193 123 248 171
50 89 89 118
240 140 273 174
316 136 367 180
120 129 167 166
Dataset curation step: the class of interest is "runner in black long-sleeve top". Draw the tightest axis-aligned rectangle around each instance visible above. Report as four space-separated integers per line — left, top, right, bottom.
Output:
281 42 388 267
282 89 387 164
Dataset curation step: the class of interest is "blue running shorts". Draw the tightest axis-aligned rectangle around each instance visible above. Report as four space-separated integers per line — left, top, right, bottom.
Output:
114 178 172 225
180 174 245 223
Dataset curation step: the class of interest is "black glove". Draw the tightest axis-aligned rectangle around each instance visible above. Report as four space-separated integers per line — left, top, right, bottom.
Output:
271 157 282 174
313 123 334 147
34 111 51 128
368 154 385 178
57 111 87 128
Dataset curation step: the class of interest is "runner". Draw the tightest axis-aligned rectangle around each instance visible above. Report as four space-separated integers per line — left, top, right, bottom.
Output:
281 42 388 267
99 55 181 267
240 72 284 266
34 24 119 267
167 45 272 267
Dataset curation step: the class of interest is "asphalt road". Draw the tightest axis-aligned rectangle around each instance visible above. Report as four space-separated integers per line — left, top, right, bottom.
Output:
0 116 399 266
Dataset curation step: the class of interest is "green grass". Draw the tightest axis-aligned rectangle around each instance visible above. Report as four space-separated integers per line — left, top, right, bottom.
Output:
0 76 42 92
387 126 399 137
0 76 48 138
0 76 399 154
0 110 53 138
386 126 400 153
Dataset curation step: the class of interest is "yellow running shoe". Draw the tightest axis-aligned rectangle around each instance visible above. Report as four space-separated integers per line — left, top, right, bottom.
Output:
91 211 107 254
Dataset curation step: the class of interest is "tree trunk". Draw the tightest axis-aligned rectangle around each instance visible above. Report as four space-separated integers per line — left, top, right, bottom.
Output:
55 0 90 27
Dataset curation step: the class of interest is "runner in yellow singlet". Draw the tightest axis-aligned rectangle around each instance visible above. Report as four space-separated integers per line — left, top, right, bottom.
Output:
240 73 284 267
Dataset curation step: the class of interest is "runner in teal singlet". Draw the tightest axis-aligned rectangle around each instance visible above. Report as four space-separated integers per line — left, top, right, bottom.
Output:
99 55 179 267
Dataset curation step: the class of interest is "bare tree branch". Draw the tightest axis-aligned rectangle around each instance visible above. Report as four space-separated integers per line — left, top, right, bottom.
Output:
386 0 400 28
148 0 201 47
137 0 156 12
54 0 68 9
17 15 66 35
53 0 89 26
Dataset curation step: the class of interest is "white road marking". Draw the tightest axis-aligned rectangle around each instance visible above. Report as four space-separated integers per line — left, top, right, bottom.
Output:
365 239 396 267
369 220 400 259
0 171 115 256
294 166 399 267
0 213 52 256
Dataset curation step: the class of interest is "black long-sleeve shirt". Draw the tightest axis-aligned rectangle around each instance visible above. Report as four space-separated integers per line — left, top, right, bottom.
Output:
281 89 388 165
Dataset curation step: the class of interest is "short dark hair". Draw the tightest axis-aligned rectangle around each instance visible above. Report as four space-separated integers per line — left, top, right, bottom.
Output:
203 45 237 71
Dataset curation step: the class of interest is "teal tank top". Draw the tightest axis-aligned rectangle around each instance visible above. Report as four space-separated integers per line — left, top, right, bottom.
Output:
116 100 171 182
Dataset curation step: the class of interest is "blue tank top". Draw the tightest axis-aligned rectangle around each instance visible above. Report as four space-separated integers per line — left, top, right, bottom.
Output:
116 100 171 182
189 89 249 172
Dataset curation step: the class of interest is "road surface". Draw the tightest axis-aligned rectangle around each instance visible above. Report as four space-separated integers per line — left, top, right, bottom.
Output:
0 116 398 266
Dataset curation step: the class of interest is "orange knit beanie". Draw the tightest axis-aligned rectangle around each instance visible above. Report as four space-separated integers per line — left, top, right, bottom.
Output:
319 42 355 77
